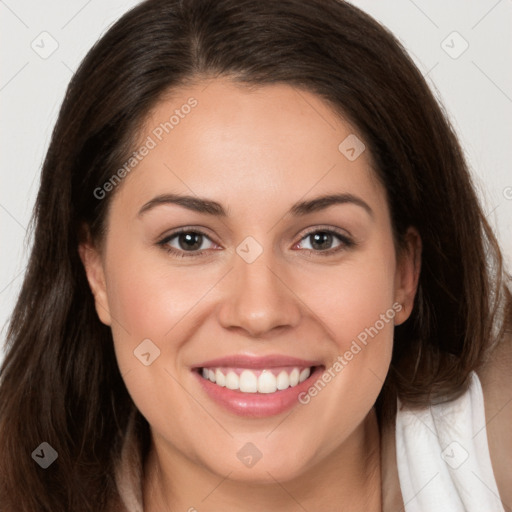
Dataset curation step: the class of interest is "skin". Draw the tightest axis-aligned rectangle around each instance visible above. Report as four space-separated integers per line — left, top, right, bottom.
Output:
80 79 421 511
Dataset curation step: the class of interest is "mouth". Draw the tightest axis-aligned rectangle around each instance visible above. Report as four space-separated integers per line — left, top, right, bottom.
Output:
197 366 316 394
192 356 325 417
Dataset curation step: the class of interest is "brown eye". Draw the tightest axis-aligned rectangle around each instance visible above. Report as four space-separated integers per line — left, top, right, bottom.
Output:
309 232 335 251
295 228 355 256
177 232 204 251
159 230 217 256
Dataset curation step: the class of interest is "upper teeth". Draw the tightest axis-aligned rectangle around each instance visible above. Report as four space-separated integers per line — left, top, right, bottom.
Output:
201 367 311 394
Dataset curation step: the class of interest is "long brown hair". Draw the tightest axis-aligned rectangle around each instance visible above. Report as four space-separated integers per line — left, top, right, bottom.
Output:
1 0 510 510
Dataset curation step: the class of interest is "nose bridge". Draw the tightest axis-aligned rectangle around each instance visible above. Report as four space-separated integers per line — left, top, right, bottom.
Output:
217 240 301 336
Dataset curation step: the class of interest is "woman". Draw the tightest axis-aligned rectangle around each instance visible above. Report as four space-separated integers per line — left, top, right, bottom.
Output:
0 0 510 511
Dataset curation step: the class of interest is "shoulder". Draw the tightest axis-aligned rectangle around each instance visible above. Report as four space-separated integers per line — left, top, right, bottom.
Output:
477 330 512 512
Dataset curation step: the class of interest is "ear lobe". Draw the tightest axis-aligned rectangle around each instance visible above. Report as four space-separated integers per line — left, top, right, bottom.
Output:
78 242 112 326
394 227 422 326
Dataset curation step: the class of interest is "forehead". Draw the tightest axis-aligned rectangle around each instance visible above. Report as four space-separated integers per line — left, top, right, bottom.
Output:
113 79 386 217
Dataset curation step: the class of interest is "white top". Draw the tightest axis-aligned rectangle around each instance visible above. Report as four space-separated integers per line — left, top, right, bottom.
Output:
395 372 505 511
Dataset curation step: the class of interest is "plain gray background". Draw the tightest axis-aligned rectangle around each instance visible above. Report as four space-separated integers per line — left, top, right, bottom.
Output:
1 0 511 359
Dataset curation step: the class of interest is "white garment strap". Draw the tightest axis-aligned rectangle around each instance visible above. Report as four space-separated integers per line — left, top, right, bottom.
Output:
395 372 505 512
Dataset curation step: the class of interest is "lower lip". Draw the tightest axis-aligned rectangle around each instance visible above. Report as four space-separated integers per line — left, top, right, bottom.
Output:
194 366 324 418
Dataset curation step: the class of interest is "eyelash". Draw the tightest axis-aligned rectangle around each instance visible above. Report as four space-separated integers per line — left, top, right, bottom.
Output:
157 227 356 259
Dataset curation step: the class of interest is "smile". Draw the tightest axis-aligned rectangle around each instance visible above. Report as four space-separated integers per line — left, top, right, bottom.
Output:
193 355 325 417
200 366 312 394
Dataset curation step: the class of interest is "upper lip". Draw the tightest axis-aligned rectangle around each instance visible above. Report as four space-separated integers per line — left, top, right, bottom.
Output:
194 354 323 369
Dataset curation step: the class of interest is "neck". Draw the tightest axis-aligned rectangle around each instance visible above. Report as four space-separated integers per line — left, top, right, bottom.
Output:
143 409 381 512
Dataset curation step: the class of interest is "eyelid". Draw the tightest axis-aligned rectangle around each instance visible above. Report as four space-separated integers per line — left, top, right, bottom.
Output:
296 224 352 241
157 226 220 245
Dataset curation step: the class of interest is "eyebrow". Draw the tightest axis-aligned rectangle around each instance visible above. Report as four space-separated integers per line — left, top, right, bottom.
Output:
138 192 373 218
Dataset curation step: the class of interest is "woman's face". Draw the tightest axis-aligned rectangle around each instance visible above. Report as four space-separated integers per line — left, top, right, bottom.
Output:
81 79 419 483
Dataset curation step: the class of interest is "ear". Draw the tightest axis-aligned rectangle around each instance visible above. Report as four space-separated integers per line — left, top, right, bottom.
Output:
78 239 112 326
393 227 422 326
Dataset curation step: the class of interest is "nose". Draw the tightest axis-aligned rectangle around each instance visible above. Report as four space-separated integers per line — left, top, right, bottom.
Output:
217 249 302 338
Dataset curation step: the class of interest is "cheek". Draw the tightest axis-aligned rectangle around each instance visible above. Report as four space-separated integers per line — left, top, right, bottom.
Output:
101 253 206 424
102 243 228 384
295 239 397 420
104 250 216 337
304 243 397 352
